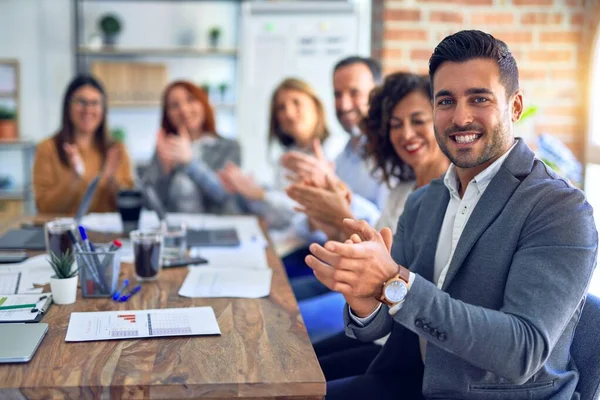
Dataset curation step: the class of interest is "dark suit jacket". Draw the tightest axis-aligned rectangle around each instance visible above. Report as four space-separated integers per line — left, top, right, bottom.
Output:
344 139 598 399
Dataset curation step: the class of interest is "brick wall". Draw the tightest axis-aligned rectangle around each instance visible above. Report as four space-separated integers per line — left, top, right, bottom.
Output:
373 0 600 161
582 0 600 161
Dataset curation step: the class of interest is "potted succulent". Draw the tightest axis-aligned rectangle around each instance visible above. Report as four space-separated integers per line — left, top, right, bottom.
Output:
208 26 222 50
0 106 17 140
49 249 79 305
99 14 122 47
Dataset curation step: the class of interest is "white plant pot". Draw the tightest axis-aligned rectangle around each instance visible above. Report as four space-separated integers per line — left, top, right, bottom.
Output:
50 275 78 305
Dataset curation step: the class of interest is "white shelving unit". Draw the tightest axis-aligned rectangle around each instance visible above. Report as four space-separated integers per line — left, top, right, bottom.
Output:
73 0 241 163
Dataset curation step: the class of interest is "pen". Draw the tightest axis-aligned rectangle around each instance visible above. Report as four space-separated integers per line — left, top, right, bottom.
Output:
67 230 108 292
108 239 122 253
79 226 104 279
0 303 36 311
78 226 94 253
97 239 123 283
31 295 52 314
112 279 130 301
118 285 141 302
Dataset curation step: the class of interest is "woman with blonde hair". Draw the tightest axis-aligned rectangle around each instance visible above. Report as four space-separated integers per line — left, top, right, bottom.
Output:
220 77 336 232
142 80 242 214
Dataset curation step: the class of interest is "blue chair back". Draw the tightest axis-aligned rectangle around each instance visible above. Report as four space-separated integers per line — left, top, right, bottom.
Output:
572 294 600 400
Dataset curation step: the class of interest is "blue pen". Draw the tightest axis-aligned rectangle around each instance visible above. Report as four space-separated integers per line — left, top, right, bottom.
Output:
78 226 94 253
119 285 141 302
112 279 130 301
77 226 109 292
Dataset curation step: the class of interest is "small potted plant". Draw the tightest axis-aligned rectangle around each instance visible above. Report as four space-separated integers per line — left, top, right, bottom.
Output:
208 26 222 50
218 82 229 103
99 14 122 47
49 249 79 305
200 82 211 97
111 127 126 143
0 106 17 140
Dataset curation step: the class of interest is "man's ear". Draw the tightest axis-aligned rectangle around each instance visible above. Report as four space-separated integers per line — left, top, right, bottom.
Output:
510 90 524 123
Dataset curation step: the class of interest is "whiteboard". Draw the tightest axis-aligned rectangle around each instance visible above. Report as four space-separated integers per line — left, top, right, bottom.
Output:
236 0 371 185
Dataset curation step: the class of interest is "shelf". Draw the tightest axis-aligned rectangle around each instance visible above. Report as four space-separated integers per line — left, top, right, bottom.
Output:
0 189 28 201
0 92 17 99
80 0 241 2
109 101 236 110
0 140 35 149
77 47 237 57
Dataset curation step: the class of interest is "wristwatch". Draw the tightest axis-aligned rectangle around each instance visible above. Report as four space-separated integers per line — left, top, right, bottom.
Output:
379 266 410 307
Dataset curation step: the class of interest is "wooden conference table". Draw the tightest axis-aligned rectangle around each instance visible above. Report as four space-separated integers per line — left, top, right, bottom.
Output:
0 216 326 399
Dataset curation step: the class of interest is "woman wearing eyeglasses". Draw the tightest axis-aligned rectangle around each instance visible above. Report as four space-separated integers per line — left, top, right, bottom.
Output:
33 75 134 214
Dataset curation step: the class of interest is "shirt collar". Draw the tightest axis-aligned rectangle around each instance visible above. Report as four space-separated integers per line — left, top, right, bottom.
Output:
443 140 518 197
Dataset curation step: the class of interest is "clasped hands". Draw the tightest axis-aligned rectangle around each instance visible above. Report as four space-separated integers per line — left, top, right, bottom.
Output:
306 219 400 317
156 126 194 174
282 139 354 239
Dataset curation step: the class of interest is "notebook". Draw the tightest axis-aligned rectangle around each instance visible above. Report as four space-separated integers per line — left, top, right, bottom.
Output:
0 323 48 363
0 176 100 250
0 294 53 323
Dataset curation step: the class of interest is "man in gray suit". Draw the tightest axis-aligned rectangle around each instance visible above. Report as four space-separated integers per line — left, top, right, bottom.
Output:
306 30 598 399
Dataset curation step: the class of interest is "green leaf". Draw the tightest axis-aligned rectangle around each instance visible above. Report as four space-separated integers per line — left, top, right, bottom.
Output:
0 105 16 120
518 105 539 123
48 248 76 279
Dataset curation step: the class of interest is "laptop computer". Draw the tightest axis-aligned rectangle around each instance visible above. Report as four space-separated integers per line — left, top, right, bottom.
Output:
187 228 240 247
0 176 101 250
0 323 48 363
142 183 241 248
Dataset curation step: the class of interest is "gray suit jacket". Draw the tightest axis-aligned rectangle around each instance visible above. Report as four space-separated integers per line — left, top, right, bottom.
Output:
344 139 598 399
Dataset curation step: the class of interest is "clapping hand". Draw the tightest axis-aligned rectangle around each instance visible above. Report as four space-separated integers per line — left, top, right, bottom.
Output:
280 139 335 188
63 143 85 177
218 162 265 201
305 219 397 316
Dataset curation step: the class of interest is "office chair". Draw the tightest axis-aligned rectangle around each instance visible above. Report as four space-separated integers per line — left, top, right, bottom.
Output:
572 293 600 400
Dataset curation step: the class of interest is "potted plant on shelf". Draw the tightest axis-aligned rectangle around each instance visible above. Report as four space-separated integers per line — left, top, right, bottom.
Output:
0 106 17 140
49 249 78 305
218 83 229 103
99 14 122 47
208 27 222 50
111 127 126 143
200 82 211 97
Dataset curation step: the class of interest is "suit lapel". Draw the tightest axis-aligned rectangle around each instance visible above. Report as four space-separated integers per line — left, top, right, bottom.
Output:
412 181 449 283
441 139 534 291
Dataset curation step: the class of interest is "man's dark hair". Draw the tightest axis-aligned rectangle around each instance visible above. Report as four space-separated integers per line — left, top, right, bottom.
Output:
429 30 519 97
334 56 383 84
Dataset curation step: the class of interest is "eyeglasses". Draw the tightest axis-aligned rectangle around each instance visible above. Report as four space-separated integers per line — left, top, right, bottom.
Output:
72 98 102 109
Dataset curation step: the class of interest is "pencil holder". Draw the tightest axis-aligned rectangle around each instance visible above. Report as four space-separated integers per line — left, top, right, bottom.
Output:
77 246 121 298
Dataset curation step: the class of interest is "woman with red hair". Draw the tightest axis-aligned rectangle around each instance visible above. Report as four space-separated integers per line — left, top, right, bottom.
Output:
141 81 242 213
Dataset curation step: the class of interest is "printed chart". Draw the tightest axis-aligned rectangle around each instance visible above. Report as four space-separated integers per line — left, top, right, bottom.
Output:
66 307 220 342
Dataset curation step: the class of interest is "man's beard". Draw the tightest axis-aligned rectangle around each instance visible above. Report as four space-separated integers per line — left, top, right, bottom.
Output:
337 108 362 135
435 114 512 169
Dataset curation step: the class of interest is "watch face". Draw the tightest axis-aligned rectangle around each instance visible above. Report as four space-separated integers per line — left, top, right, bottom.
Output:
385 281 408 303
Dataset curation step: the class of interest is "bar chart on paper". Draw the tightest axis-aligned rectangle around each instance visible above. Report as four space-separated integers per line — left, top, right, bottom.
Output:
66 307 220 342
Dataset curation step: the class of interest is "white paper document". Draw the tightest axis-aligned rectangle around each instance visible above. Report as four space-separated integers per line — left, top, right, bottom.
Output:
0 255 55 294
0 272 21 294
190 241 268 270
65 307 221 342
179 267 272 298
